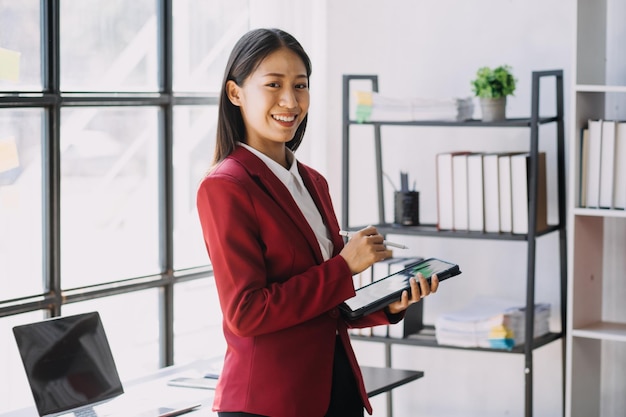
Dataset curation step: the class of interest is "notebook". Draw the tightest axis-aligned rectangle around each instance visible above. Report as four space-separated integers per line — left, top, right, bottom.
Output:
12 311 201 417
340 257 462 319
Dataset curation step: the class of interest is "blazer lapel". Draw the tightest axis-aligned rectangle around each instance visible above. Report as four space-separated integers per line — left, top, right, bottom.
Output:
231 147 325 263
298 162 344 257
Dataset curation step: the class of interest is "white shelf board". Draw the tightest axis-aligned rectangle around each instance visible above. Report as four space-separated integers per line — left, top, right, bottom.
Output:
576 84 626 93
573 207 626 218
571 321 626 342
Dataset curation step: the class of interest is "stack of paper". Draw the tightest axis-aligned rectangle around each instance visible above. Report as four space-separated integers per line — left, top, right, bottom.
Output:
434 296 551 349
355 91 474 123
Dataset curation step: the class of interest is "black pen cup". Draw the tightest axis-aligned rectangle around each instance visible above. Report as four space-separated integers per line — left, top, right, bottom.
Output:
394 191 420 226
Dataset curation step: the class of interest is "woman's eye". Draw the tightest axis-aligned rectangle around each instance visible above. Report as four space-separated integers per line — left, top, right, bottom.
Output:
267 82 280 88
296 83 309 90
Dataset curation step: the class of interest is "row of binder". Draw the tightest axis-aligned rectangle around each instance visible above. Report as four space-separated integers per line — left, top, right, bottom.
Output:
580 119 626 210
436 151 548 234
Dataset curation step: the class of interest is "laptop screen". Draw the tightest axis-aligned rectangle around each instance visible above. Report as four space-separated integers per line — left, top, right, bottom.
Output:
13 312 124 416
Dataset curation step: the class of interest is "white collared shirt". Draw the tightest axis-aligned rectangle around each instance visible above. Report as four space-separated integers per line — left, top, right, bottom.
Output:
238 142 333 261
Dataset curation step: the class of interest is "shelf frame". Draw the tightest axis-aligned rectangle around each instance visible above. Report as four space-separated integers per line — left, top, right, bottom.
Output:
341 71 567 417
570 321 626 342
352 326 564 353
344 223 561 241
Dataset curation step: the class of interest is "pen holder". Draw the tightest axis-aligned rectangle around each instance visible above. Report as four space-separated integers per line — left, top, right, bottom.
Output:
394 191 420 226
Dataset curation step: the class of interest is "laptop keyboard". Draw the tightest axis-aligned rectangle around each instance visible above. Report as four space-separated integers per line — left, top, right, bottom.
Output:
73 407 98 417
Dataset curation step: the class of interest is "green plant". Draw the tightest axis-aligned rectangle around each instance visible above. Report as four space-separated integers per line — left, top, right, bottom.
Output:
471 65 517 98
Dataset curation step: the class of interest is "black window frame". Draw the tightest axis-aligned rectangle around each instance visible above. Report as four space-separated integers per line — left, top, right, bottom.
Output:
0 0 216 368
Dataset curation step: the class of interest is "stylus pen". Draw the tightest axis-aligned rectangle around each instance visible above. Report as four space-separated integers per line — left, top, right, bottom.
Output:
339 230 409 250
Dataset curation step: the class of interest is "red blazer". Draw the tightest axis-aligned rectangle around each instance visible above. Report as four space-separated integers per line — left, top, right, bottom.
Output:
196 146 399 417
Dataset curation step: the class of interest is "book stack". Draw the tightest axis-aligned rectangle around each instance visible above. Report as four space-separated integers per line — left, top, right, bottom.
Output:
434 297 551 350
579 119 626 209
354 91 474 123
436 151 548 234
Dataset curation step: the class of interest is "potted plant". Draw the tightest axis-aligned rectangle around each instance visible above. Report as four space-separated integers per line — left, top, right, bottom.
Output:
471 65 517 121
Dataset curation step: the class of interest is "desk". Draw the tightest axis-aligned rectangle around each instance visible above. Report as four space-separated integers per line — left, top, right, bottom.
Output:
361 365 423 398
0 362 423 417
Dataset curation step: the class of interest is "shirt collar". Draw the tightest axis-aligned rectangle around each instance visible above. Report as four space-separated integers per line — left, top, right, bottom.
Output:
237 142 303 189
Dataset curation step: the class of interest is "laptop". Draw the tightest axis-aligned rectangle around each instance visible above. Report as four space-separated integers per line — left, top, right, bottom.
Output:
12 311 202 417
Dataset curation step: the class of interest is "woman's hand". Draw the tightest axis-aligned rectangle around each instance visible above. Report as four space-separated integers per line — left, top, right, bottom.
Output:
387 273 439 314
339 226 393 275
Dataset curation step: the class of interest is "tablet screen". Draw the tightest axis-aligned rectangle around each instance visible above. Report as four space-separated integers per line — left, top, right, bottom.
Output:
343 258 460 315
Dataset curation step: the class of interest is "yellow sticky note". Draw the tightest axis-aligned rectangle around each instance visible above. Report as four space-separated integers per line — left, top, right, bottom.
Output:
0 47 21 82
355 91 373 106
0 137 20 172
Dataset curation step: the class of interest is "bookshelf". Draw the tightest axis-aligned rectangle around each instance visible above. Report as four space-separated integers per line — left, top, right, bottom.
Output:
341 71 566 417
566 0 626 416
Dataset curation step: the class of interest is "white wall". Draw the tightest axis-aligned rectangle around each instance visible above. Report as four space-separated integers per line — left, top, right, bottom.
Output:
255 2 575 416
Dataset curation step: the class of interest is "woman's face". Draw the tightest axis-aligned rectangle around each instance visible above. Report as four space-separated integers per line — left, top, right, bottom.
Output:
226 47 309 157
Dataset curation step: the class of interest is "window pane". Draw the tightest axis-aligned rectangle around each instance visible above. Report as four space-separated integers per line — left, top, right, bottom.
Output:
0 311 47 414
173 0 249 92
62 290 160 381
174 279 225 365
61 108 159 288
0 0 41 91
60 0 157 92
0 109 43 300
173 106 216 270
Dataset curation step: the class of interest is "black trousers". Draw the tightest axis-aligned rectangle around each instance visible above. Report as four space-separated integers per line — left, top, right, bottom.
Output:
218 336 364 417
325 335 365 417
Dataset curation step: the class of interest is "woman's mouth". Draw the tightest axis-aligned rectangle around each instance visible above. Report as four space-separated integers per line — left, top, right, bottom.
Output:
272 114 297 123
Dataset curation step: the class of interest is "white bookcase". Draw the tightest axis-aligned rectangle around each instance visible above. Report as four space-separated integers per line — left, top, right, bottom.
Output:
566 0 626 416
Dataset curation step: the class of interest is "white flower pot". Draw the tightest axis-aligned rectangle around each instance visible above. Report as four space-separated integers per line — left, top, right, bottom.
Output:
480 96 507 122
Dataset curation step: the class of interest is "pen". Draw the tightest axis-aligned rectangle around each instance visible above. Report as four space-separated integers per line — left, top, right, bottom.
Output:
339 230 408 250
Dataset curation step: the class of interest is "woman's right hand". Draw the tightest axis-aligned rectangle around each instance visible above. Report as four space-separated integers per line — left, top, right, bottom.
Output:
339 226 393 274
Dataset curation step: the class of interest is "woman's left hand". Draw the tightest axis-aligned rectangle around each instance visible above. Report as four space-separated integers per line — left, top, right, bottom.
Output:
387 273 439 314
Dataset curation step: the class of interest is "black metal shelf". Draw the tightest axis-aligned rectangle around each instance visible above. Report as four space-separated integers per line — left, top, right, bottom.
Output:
352 326 563 354
344 223 561 241
341 71 567 417
346 116 559 128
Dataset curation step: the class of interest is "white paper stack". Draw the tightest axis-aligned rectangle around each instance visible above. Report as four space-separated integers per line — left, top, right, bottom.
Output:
355 91 474 122
434 296 551 349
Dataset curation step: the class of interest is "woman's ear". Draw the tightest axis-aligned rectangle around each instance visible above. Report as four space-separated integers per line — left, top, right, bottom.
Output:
226 80 242 106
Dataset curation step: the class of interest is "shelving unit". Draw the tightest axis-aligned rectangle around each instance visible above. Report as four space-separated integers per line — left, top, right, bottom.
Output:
566 0 626 416
342 71 567 417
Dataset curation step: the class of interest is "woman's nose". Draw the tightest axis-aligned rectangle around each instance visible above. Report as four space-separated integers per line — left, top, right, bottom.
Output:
278 88 297 108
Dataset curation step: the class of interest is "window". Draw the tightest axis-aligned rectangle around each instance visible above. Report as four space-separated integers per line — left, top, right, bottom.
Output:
0 108 43 299
60 107 161 287
60 0 159 92
0 1 249 413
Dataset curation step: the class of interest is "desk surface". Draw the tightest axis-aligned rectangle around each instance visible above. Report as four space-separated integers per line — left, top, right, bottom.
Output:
361 366 424 397
1 362 423 417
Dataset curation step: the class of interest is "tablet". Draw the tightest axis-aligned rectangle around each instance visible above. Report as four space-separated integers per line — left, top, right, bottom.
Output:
340 257 461 319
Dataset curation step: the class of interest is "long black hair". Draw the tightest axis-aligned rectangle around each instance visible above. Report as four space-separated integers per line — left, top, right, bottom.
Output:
213 28 312 164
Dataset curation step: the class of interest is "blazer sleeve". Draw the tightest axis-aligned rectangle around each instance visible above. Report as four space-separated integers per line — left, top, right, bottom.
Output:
197 172 358 338
346 306 405 329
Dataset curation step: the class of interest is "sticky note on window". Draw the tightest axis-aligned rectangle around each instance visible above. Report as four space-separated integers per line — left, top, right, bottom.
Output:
0 137 19 172
0 47 21 82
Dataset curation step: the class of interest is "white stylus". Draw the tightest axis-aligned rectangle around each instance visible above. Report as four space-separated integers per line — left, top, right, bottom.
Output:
339 230 409 249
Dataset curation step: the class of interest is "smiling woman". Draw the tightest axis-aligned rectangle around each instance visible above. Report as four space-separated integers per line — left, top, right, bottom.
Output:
225 47 310 167
195 28 438 417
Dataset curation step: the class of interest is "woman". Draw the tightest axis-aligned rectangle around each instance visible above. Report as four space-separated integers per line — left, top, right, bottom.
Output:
196 28 439 417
